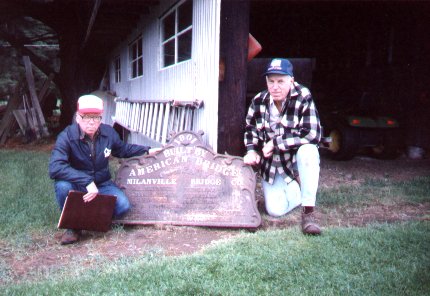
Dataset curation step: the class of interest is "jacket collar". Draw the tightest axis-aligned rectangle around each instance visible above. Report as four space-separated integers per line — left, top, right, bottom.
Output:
70 123 105 141
290 82 301 97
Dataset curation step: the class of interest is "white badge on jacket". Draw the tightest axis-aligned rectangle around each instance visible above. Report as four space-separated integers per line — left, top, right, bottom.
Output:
104 148 111 158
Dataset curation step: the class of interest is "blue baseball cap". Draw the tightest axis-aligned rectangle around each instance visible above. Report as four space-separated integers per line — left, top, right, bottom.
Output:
263 58 294 77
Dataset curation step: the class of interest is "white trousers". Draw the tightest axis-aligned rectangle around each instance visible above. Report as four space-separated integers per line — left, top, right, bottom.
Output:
262 144 320 217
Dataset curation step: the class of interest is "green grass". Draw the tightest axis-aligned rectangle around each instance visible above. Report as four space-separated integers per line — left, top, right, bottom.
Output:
318 176 430 206
3 223 429 295
0 150 58 241
0 150 429 295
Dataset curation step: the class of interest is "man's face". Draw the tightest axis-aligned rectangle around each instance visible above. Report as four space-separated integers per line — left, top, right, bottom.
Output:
266 74 294 102
76 113 102 138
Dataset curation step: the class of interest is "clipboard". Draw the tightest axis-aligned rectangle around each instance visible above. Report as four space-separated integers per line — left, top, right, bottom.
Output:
58 190 117 232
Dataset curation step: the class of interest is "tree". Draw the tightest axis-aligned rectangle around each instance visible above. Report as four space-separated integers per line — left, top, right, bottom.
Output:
0 0 164 130
0 17 58 99
0 0 110 129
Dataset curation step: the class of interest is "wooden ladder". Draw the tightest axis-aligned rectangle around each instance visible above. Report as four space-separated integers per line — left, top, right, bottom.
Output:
113 98 203 145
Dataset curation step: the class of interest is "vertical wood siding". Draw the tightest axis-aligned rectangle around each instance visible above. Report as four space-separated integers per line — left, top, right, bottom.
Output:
108 0 221 151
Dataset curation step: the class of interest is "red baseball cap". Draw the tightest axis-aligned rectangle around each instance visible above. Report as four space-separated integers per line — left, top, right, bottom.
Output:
77 95 103 114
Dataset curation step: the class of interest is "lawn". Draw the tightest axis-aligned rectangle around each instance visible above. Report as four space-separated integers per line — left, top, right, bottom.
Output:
0 149 429 295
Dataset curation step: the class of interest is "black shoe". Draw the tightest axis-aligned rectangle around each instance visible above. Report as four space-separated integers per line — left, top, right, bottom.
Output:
60 229 81 245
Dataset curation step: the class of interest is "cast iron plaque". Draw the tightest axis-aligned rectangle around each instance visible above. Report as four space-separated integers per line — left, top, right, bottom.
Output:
114 131 261 228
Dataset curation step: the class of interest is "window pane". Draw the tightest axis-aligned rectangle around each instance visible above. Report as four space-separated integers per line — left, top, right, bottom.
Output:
137 39 143 57
132 61 137 78
114 57 121 82
138 57 143 76
178 0 192 32
162 13 175 41
163 39 175 67
178 30 192 62
132 43 137 59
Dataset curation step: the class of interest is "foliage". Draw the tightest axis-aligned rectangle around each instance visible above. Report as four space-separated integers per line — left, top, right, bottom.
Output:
0 16 59 99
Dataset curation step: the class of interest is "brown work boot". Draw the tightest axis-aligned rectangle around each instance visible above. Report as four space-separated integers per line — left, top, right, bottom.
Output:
301 210 322 235
60 229 81 245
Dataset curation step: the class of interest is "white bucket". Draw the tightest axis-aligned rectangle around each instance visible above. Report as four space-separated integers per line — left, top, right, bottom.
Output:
407 146 425 159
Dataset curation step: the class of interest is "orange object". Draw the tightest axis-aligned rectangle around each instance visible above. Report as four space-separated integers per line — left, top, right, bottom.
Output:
248 33 262 61
351 118 361 125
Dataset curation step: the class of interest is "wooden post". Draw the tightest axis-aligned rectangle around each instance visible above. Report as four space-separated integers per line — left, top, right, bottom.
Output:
146 104 154 135
38 73 55 104
155 103 164 142
150 103 159 140
23 56 50 137
161 103 170 144
143 103 149 134
218 0 249 156
0 82 22 144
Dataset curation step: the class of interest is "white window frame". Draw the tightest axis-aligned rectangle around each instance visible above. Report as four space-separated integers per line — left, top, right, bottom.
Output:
129 36 143 79
160 0 193 68
113 56 121 83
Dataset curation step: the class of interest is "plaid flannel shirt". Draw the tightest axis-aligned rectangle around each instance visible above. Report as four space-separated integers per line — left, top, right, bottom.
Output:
244 82 322 184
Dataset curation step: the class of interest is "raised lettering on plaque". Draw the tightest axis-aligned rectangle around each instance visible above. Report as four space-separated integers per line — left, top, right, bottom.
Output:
114 131 261 228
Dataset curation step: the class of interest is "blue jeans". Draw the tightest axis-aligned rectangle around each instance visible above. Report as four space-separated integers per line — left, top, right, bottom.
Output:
54 179 131 218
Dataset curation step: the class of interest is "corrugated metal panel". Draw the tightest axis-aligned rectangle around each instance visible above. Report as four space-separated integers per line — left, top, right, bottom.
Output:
91 90 116 126
192 0 221 151
108 0 221 151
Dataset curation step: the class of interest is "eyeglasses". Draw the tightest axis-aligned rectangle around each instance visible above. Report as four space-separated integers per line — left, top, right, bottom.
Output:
78 114 102 123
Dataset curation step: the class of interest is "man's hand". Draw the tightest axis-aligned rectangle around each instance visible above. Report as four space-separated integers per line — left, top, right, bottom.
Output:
83 181 98 202
244 151 261 166
262 140 274 158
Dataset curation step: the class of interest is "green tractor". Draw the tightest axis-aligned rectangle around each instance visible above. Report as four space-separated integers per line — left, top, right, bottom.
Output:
321 90 402 160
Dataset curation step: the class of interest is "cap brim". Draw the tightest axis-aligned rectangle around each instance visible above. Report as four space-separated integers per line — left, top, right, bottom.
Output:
263 70 292 76
78 108 103 114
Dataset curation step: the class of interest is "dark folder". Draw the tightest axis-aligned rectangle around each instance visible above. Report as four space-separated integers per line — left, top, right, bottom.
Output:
58 190 117 232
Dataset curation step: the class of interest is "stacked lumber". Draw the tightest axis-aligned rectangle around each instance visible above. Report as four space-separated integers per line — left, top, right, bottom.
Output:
0 56 53 144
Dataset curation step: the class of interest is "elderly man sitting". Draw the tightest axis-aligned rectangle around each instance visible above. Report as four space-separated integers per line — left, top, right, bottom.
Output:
244 58 322 235
49 94 153 245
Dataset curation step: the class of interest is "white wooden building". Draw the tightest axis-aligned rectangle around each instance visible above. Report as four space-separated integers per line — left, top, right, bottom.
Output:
104 0 222 150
